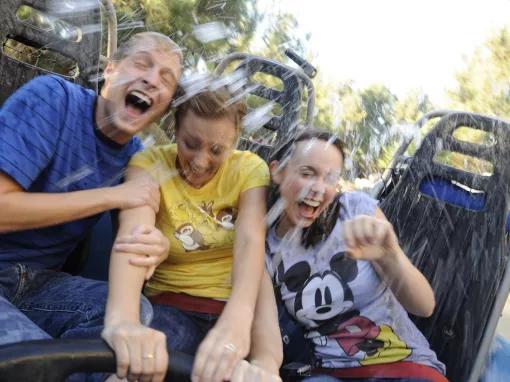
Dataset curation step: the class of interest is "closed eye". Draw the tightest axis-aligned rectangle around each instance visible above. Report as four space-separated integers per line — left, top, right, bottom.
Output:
185 140 199 150
211 145 225 156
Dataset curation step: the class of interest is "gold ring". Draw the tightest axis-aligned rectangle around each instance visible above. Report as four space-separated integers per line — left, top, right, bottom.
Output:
223 343 237 353
142 354 155 359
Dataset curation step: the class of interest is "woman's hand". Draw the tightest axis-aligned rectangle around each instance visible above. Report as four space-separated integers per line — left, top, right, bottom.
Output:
230 360 282 382
191 311 251 382
343 214 400 261
101 322 168 382
113 224 170 280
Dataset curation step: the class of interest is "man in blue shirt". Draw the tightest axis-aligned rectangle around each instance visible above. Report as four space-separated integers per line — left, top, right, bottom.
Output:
0 31 182 374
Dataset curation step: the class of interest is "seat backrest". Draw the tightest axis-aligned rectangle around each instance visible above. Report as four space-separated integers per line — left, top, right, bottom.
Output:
380 112 510 382
215 53 314 160
0 0 103 104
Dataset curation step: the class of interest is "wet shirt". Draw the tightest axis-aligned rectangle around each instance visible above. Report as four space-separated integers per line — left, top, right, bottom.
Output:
130 143 269 299
0 75 142 270
266 191 445 373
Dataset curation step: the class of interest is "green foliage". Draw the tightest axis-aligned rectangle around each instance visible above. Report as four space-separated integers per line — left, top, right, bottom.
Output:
113 0 260 69
448 28 510 118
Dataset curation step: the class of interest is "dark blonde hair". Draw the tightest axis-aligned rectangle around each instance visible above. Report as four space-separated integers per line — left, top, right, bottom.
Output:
175 86 247 143
112 32 183 63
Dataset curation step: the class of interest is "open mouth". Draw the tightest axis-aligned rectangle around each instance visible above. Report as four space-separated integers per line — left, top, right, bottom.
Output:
125 90 152 116
297 198 321 219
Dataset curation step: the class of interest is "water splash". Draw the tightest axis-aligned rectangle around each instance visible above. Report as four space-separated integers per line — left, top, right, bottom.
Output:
243 102 275 134
192 22 230 44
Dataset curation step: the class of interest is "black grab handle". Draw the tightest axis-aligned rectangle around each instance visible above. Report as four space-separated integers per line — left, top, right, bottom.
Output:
0 339 193 382
284 49 317 78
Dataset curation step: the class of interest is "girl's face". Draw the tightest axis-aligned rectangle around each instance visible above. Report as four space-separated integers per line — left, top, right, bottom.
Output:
272 139 343 233
175 110 237 188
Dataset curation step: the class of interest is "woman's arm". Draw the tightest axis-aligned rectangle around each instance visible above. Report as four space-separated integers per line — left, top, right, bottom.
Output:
344 208 435 317
192 186 268 382
248 271 283 375
102 167 168 382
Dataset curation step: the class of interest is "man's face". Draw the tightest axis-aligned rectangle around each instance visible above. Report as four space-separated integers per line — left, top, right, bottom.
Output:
99 39 182 139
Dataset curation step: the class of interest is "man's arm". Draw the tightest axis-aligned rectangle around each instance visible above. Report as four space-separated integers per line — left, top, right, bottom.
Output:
0 171 159 233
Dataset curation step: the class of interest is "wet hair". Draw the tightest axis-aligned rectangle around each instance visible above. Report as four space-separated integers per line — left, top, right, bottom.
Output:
174 85 247 143
112 32 183 63
268 128 345 248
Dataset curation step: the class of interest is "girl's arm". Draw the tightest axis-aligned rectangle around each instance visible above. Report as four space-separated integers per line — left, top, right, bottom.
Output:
102 167 169 382
247 271 283 375
344 208 435 317
191 186 268 382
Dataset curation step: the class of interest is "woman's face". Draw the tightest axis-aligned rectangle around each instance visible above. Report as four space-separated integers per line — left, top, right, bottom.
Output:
175 110 237 188
272 138 343 232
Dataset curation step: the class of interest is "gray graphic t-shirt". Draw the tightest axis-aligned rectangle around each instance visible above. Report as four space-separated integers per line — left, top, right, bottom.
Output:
266 191 445 373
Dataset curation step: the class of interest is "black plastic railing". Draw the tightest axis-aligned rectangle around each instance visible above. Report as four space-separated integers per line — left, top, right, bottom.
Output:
0 339 193 382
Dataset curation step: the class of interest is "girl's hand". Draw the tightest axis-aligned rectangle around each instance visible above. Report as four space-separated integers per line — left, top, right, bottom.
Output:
113 225 170 280
191 312 251 382
343 215 400 261
101 322 168 382
230 360 282 382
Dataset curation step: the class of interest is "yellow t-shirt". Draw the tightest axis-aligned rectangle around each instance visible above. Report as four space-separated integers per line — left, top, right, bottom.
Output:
129 144 270 299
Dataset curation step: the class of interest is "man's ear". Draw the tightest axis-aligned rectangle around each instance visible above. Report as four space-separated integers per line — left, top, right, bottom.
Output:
103 61 116 81
270 160 282 184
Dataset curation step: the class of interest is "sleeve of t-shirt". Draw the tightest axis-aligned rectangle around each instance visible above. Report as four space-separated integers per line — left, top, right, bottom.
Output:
340 191 379 218
129 146 163 176
128 136 144 156
239 152 270 193
0 75 66 190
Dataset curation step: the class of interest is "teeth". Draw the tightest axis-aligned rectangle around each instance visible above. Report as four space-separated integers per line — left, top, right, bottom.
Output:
301 199 320 207
130 90 152 106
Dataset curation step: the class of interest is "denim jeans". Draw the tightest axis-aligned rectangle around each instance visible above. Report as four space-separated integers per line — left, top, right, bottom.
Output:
0 264 153 381
150 303 218 355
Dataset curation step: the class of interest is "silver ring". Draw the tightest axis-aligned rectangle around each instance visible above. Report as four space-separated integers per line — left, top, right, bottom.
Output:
223 343 237 353
142 354 155 359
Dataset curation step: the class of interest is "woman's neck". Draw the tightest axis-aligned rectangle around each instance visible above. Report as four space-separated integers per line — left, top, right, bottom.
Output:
275 215 293 238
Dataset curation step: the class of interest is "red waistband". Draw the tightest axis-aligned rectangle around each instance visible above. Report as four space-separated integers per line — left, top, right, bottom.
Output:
148 291 225 315
315 362 448 382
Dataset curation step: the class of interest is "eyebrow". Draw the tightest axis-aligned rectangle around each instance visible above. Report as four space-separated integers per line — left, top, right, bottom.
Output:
183 131 226 149
299 165 317 172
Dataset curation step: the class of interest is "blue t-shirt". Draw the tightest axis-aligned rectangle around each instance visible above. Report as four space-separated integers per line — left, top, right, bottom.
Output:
266 192 445 374
0 75 142 270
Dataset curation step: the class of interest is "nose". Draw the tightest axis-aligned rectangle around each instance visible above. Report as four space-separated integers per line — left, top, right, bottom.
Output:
192 151 210 171
310 179 326 195
142 67 161 88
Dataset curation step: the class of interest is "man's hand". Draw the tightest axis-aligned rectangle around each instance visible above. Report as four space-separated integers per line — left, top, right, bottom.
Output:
114 225 170 279
111 175 160 213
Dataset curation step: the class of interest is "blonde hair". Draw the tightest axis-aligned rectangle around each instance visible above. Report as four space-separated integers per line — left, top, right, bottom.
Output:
112 32 183 63
175 86 247 143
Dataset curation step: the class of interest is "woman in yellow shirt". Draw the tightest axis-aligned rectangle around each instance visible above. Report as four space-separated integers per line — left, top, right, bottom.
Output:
102 84 282 382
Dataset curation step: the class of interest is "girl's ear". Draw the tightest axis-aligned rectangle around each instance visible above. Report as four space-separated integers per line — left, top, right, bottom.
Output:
270 160 282 184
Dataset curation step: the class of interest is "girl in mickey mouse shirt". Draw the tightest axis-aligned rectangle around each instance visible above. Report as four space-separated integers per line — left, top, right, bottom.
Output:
265 129 447 382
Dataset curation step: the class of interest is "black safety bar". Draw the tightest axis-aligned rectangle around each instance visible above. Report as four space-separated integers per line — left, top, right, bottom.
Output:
0 339 193 382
